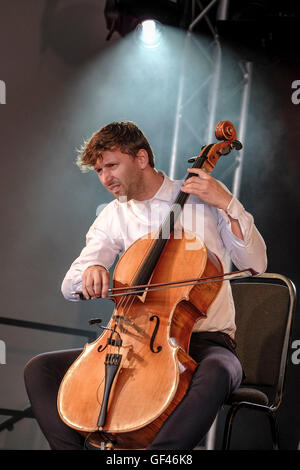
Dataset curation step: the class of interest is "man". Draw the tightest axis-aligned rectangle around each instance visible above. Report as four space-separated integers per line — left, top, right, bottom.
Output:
24 121 267 450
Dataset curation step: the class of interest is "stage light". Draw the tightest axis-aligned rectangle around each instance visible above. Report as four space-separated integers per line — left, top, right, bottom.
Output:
137 20 162 48
104 0 183 41
141 20 157 45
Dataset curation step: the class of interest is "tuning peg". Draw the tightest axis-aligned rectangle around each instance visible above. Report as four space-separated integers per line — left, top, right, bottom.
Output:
88 318 103 325
188 145 207 163
232 140 243 150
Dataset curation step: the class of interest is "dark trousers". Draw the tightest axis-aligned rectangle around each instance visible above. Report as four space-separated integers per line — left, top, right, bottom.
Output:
24 332 242 450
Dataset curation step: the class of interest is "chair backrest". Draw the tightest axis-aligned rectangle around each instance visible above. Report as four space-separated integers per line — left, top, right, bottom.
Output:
231 273 296 403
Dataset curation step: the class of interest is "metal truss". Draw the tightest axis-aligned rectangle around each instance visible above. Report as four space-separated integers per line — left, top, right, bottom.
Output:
169 0 253 202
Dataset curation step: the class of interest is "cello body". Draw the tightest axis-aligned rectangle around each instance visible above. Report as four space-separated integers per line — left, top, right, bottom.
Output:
57 230 223 449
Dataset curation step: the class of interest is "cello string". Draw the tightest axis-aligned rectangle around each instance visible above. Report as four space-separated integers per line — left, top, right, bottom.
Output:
117 291 139 325
117 233 169 322
111 236 161 328
111 283 138 331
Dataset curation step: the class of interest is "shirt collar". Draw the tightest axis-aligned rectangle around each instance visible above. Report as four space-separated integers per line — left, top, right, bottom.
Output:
150 170 181 202
125 170 182 208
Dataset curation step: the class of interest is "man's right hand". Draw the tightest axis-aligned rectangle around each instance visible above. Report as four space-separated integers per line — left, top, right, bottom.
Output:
81 265 110 300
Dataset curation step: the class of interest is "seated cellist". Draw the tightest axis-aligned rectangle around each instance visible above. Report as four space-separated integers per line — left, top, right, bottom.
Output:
24 121 267 450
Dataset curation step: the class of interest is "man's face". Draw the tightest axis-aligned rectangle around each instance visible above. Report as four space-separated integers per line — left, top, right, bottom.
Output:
94 148 143 201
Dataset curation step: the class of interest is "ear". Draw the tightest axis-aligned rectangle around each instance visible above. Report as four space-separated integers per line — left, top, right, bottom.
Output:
135 149 149 169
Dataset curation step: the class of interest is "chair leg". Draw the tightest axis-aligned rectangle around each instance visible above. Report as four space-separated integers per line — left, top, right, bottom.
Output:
267 411 279 450
223 404 280 450
222 405 240 450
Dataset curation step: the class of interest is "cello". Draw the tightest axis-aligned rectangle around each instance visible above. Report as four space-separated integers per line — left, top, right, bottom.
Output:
57 121 246 449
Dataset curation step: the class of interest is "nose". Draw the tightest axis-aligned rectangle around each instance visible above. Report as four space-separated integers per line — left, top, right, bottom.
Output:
100 169 113 187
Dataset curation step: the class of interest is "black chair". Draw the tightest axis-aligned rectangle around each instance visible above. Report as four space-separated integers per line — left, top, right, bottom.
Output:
222 273 297 450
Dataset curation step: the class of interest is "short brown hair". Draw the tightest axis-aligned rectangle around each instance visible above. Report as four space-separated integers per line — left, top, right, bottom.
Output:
77 121 155 171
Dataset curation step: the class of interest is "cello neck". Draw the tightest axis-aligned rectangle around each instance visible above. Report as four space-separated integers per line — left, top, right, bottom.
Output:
131 145 213 287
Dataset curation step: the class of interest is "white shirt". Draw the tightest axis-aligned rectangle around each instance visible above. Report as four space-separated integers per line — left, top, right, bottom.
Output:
61 172 267 338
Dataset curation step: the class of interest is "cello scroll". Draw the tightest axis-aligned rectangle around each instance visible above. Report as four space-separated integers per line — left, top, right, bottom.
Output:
188 121 242 174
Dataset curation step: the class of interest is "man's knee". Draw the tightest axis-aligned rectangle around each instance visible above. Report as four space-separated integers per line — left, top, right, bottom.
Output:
196 350 242 393
24 352 53 387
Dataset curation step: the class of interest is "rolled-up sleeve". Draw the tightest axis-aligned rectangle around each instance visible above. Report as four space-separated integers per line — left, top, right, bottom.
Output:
217 196 267 274
61 202 123 301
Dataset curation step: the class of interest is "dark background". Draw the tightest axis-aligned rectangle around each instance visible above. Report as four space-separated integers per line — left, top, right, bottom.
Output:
0 0 299 450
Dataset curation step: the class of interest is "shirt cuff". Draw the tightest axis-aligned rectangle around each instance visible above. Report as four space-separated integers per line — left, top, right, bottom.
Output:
224 196 245 220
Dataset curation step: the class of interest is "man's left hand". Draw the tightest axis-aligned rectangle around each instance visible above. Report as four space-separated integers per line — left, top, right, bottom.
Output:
181 168 232 210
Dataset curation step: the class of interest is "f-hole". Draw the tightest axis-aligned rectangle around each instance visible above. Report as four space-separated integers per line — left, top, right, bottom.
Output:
149 315 162 353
